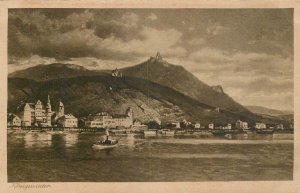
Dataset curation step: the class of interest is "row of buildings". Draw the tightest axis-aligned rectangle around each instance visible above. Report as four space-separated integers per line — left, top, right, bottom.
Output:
7 96 288 130
168 119 286 130
8 96 135 129
8 96 78 128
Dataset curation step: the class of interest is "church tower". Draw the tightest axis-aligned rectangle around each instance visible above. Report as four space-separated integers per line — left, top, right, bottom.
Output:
46 95 52 127
56 99 64 118
125 107 134 127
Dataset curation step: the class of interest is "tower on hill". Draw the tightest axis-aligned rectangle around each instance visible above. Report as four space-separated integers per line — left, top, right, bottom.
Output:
155 52 163 62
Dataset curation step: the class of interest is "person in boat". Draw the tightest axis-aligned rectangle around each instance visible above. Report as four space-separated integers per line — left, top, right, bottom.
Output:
103 135 111 144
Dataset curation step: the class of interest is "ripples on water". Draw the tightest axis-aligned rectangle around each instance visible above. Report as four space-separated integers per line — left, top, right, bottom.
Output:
7 132 293 182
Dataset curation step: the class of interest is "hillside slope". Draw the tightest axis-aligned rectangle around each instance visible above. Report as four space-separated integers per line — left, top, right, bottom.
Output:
122 54 251 115
8 75 260 125
9 56 253 117
246 105 293 116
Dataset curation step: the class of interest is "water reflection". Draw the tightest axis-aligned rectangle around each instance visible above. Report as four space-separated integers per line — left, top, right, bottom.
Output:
15 132 294 151
120 134 136 150
64 133 79 148
24 133 52 148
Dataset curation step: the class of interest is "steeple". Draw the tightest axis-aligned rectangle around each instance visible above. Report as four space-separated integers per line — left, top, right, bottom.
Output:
46 94 52 112
46 94 52 127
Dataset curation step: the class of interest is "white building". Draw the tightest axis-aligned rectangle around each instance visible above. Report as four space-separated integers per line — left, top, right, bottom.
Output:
56 114 78 128
208 123 214 129
236 120 248 129
85 112 114 128
276 124 284 130
172 122 181 129
7 113 21 127
17 103 34 126
85 107 133 128
194 122 201 129
255 122 267 129
226 123 232 130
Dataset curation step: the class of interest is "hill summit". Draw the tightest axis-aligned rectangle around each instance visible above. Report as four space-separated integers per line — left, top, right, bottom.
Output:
122 52 251 115
8 63 100 81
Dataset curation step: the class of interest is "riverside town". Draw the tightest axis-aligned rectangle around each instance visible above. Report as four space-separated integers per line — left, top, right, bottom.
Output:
7 93 293 137
7 54 294 137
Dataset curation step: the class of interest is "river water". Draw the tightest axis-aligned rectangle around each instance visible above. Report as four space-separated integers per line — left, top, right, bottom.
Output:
7 132 293 182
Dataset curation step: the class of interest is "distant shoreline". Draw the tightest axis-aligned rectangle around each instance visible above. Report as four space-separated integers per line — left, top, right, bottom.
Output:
7 127 294 136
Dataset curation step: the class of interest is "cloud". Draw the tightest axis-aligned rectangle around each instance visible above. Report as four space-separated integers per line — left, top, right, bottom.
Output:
60 10 94 31
188 48 293 78
10 25 186 65
64 57 142 70
188 26 195 31
188 37 206 46
184 47 293 111
121 12 139 26
9 10 186 61
93 12 142 42
8 55 57 73
92 27 186 58
148 13 158 21
189 47 231 64
206 21 228 35
246 77 293 93
227 88 293 111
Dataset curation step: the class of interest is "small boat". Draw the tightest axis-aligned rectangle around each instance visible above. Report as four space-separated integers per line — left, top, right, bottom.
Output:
92 139 118 150
92 130 118 150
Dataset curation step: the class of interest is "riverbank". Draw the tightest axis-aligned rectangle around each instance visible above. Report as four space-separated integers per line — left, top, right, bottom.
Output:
7 128 294 140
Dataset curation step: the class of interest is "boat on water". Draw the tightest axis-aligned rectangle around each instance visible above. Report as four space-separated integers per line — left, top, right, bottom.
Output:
92 130 118 150
92 139 118 150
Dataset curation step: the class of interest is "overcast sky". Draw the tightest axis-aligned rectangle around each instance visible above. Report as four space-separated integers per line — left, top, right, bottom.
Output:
8 9 293 111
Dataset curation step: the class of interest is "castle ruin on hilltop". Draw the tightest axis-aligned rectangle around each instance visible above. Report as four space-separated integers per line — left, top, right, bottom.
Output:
149 52 164 63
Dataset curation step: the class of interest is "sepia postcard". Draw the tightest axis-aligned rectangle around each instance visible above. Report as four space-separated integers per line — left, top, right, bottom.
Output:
0 0 299 193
